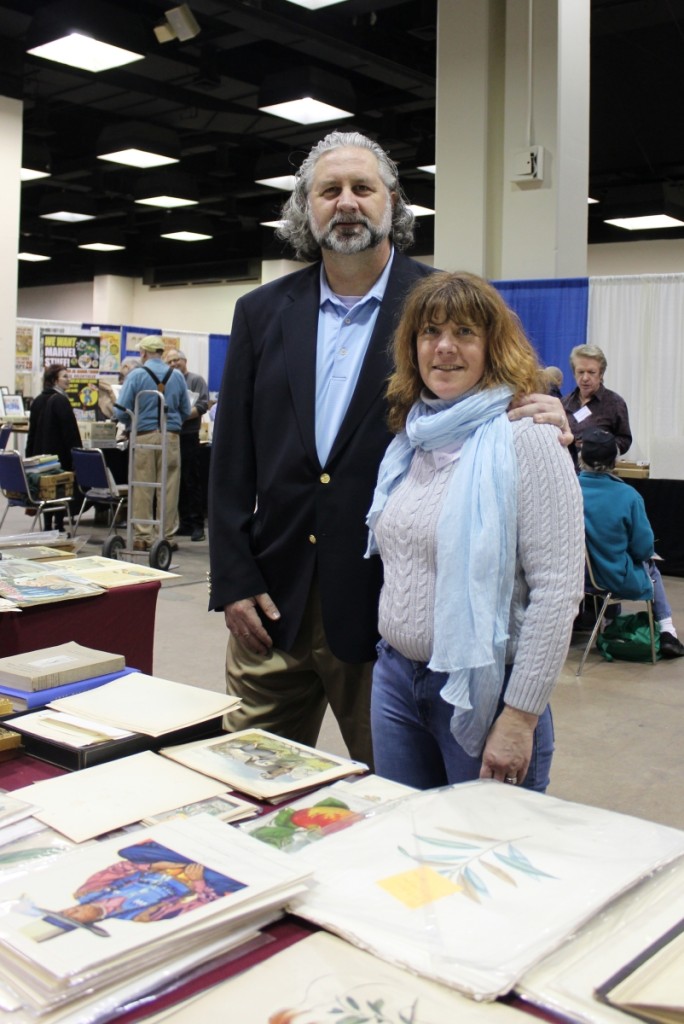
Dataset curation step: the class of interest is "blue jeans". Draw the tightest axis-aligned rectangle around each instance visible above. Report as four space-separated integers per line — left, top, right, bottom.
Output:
371 640 554 791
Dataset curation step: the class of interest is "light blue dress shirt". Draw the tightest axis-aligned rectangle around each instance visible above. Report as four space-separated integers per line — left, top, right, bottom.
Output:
315 250 395 466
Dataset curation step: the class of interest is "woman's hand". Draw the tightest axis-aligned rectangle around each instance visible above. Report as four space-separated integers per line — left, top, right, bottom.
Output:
508 393 573 447
479 706 538 785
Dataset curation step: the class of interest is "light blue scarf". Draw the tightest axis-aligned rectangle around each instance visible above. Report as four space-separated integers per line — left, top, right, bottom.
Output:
366 385 518 757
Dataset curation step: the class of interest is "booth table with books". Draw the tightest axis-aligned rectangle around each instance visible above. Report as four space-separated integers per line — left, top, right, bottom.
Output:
0 580 160 674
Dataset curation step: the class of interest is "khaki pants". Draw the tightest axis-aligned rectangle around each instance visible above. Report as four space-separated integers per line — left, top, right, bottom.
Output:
131 431 180 544
225 579 374 767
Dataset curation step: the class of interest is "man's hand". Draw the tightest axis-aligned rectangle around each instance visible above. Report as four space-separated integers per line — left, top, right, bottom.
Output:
224 593 281 655
508 393 573 447
479 706 538 785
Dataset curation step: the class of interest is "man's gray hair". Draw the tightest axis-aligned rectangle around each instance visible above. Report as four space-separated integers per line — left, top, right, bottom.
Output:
570 344 607 374
121 356 142 371
276 130 415 262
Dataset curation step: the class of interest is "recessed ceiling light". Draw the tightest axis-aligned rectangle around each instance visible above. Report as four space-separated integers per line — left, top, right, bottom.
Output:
417 164 436 174
588 197 599 204
41 210 96 223
408 204 435 216
259 97 352 125
78 241 126 251
282 0 349 8
99 148 179 169
28 33 143 72
21 167 51 182
260 219 287 229
255 175 296 191
604 214 684 230
161 229 212 241
18 251 52 262
135 195 198 208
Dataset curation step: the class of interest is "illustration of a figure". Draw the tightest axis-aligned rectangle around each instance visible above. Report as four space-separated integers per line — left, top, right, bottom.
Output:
20 839 245 939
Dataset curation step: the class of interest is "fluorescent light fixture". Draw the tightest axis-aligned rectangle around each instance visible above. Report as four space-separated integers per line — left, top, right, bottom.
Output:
21 167 51 181
259 67 354 125
604 214 684 230
160 211 213 241
136 194 197 208
18 251 52 262
255 174 296 191
100 147 178 169
26 2 146 72
417 164 436 174
134 171 199 207
97 123 180 169
259 97 352 125
261 219 287 229
78 241 125 251
28 33 143 71
588 196 599 204
408 204 435 216
161 229 212 241
42 209 96 223
283 0 349 8
21 140 51 181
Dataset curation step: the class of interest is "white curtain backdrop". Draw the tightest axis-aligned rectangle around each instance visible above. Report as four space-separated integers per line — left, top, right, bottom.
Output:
588 274 684 478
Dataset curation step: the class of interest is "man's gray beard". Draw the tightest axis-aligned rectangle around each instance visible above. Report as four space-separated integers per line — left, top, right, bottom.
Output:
310 200 393 254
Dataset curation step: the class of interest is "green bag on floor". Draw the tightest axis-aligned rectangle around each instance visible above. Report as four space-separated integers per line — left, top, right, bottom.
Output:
597 611 660 662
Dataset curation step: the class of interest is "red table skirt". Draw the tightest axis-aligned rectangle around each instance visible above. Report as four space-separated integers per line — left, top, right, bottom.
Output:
0 581 160 674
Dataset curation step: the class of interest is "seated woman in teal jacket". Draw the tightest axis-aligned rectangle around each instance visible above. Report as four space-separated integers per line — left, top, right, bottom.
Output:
578 426 684 658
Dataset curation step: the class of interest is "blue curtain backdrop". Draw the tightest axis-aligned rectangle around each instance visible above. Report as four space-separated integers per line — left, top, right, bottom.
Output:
208 333 230 393
493 278 589 387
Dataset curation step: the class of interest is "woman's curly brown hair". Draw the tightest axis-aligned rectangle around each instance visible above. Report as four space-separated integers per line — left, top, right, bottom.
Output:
386 271 543 433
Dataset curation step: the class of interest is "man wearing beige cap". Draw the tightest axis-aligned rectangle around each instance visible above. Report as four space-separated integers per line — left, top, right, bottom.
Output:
114 336 190 551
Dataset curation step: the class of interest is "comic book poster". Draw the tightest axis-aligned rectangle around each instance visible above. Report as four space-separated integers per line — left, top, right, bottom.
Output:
63 377 99 420
15 325 34 373
41 333 101 371
99 331 121 372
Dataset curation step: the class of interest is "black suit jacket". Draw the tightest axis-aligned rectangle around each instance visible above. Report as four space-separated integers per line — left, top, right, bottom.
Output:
208 251 435 662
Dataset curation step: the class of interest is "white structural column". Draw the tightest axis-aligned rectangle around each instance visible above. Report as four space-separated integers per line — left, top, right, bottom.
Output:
0 95 22 385
93 275 136 325
434 0 589 280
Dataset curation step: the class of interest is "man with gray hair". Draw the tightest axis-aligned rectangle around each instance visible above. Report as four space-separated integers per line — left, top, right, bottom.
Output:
208 130 566 765
562 343 632 457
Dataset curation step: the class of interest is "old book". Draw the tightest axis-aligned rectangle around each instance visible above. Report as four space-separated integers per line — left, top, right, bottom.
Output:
0 642 125 692
0 666 134 712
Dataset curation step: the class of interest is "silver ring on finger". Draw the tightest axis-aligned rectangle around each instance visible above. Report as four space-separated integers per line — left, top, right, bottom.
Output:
505 775 518 785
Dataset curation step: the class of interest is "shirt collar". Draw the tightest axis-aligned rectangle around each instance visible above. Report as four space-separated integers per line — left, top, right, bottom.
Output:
319 247 395 311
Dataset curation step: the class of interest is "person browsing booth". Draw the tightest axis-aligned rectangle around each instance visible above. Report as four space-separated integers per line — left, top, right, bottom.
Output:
579 427 684 658
114 337 190 553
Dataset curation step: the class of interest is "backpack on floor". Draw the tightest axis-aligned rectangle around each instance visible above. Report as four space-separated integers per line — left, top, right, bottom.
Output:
596 611 660 662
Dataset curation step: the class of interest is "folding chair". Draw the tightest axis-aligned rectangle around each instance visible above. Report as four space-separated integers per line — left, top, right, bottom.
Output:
576 547 657 676
0 450 74 534
0 425 13 451
71 447 128 539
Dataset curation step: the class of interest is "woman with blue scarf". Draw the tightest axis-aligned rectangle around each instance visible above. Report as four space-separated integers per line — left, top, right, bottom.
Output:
367 273 584 790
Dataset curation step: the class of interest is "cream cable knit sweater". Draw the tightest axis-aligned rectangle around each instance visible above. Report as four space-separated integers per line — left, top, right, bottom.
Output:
375 419 585 717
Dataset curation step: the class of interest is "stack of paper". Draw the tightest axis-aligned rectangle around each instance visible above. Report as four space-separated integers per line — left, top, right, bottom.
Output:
516 856 684 1024
289 781 684 1001
42 555 179 589
0 815 311 1023
140 931 528 1024
160 728 367 802
0 560 104 608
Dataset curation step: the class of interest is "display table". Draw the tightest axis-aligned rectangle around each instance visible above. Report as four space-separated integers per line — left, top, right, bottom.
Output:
0 580 160 673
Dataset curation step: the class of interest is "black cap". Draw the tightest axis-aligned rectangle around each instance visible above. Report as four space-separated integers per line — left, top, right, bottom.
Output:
581 427 618 466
